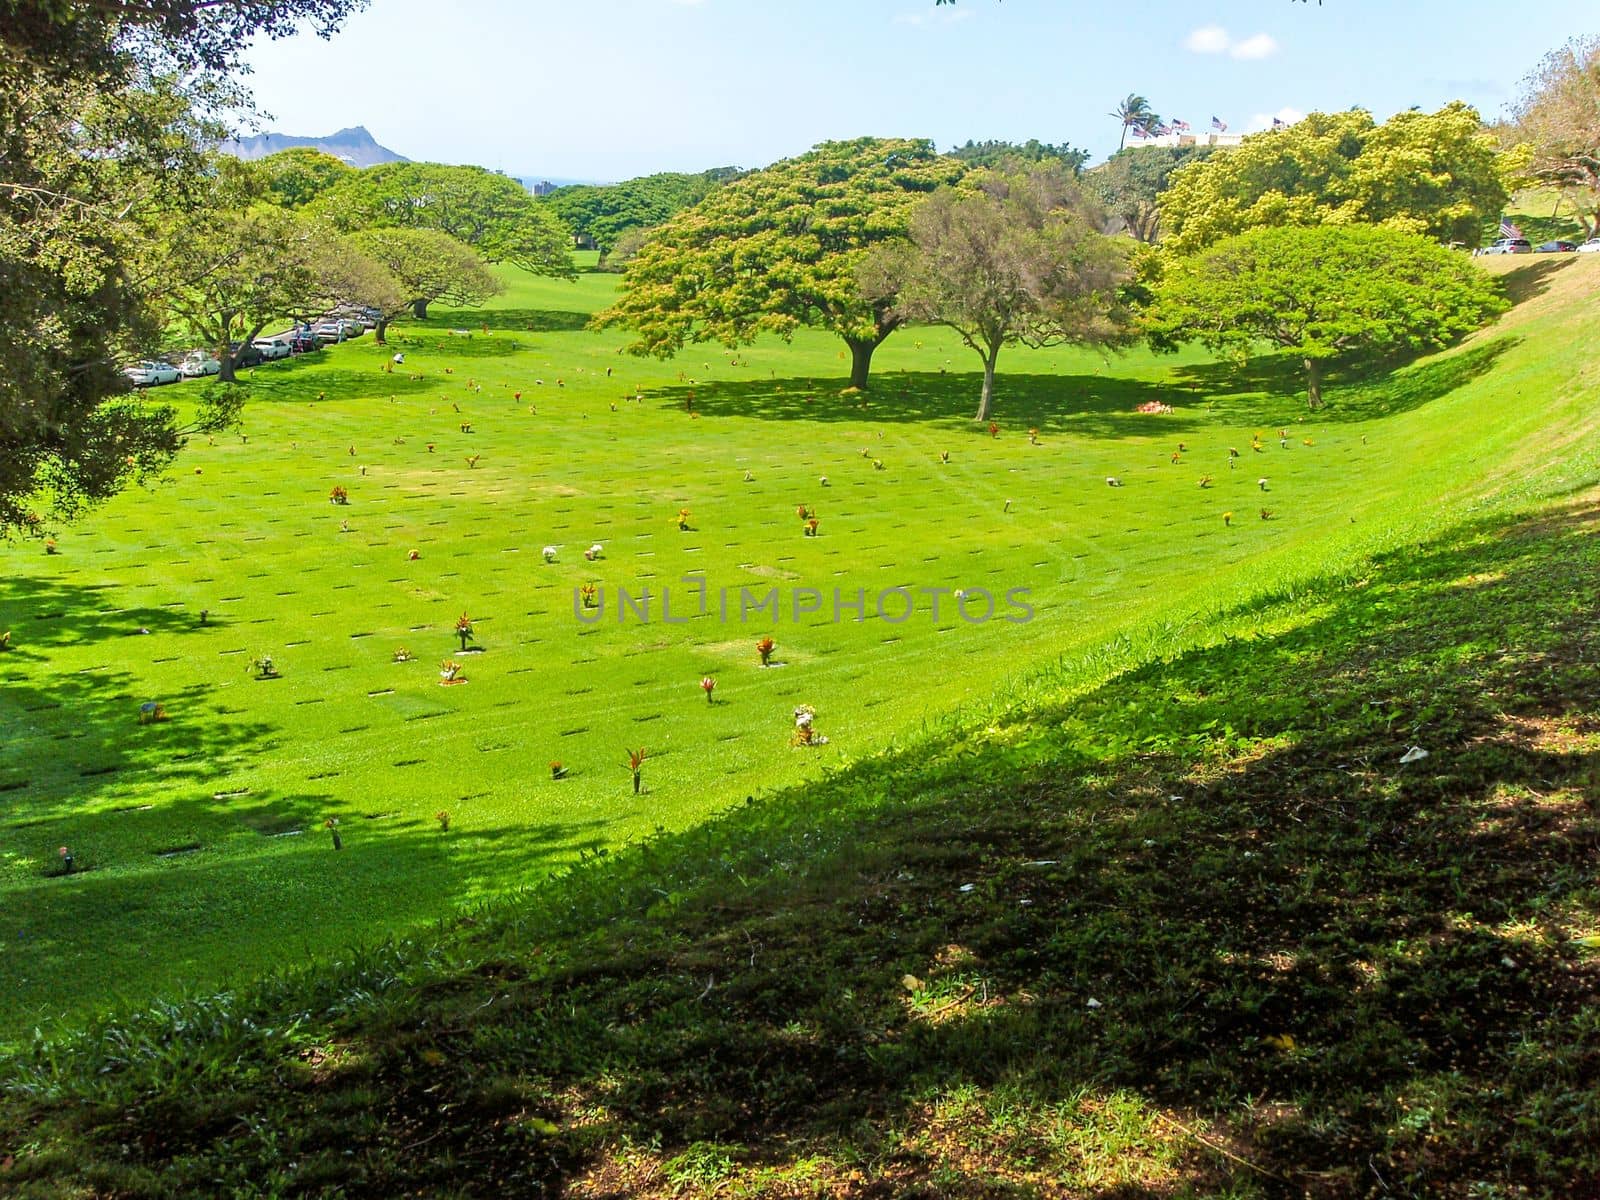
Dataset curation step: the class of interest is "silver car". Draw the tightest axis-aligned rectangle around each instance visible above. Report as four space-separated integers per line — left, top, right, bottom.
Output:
124 360 181 386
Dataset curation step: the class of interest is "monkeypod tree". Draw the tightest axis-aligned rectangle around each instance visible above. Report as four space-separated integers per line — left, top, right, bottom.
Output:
347 228 502 339
1159 105 1514 254
593 137 968 390
309 163 574 295
862 162 1133 422
1506 36 1600 238
1144 224 1507 409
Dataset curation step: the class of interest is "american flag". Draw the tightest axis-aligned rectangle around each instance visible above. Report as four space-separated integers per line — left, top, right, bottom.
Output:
1131 124 1151 139
1211 116 1228 132
1499 216 1524 239
1172 118 1191 132
1271 116 1286 129
1152 122 1173 136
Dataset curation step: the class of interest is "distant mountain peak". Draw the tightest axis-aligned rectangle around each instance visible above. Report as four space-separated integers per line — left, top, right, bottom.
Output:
221 126 408 168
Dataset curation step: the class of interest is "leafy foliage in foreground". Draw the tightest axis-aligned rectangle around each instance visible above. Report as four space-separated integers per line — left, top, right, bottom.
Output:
5 491 1598 1198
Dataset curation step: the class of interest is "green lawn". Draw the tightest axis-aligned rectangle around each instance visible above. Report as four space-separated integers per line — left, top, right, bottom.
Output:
2 254 1596 1037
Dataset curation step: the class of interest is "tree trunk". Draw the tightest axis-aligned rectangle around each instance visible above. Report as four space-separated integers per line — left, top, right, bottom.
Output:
1304 357 1323 410
974 347 1000 422
217 355 237 383
413 298 430 320
374 318 389 345
845 338 877 389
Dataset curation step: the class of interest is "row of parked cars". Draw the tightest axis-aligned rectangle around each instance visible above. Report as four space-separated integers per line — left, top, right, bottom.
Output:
122 307 382 388
1478 236 1600 256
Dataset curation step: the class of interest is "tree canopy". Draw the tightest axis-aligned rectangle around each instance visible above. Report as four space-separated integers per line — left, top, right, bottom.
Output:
948 140 1090 174
1085 145 1214 243
1144 224 1507 409
1506 36 1600 238
540 168 743 262
593 137 967 389
1159 105 1513 254
863 163 1132 421
311 162 575 278
1 0 368 533
348 227 503 335
255 147 355 209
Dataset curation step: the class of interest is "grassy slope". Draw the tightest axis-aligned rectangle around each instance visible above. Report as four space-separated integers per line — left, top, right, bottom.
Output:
0 261 1597 1195
0 256 1595 1041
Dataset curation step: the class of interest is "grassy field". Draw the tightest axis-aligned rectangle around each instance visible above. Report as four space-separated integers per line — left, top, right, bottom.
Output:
2 254 1596 1038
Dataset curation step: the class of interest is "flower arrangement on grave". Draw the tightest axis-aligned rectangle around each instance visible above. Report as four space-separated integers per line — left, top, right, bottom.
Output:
1260 508 1273 521
435 810 451 832
1198 475 1212 489
676 508 691 531
439 658 465 684
1134 400 1174 415
329 485 348 505
1258 478 1270 491
626 746 648 794
454 612 475 652
249 654 279 679
585 542 603 561
466 454 479 469
44 537 58 554
1223 511 1234 526
580 583 598 609
325 817 342 851
872 459 884 471
393 647 413 663
792 704 830 747
58 846 74 874
408 549 421 561
940 450 950 464
796 504 811 520
756 636 776 667
1028 428 1040 445
550 760 567 780
805 517 820 537
1171 451 1182 464
0 631 11 651
988 421 1000 438
138 701 167 724
543 545 558 563
700 676 717 703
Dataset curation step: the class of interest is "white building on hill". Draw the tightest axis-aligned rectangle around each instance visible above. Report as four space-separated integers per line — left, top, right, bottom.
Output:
1133 130 1246 150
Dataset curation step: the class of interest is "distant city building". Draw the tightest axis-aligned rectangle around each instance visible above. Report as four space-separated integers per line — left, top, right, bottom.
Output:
529 180 558 196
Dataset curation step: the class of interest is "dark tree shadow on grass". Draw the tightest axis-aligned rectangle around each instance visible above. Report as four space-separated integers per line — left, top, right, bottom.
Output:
648 370 1209 438
1171 336 1517 427
14 496 1600 1196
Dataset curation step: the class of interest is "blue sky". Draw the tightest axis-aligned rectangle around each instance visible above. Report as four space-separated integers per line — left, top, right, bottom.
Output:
242 0 1594 181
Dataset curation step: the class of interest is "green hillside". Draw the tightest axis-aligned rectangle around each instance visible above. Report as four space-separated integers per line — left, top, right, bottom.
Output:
1 255 1597 1197
1 256 1596 1042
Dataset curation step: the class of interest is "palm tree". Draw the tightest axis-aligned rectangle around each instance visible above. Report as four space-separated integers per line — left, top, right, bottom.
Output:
1110 94 1157 152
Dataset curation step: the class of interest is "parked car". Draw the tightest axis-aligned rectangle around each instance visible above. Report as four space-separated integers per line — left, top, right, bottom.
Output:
124 360 181 386
333 305 380 329
310 321 348 344
1535 240 1578 253
251 338 292 361
179 352 221 378
1578 238 1600 254
286 333 320 354
1480 237 1533 255
228 342 265 369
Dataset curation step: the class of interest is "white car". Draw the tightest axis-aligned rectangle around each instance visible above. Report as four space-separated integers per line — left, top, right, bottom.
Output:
124 360 181 387
179 353 221 378
251 339 292 361
1578 238 1600 254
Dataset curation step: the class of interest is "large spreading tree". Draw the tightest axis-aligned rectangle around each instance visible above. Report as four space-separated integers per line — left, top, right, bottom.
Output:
348 227 503 338
1159 105 1513 254
0 0 368 533
1506 36 1600 238
310 163 574 282
593 137 967 390
1085 145 1214 243
862 163 1132 421
1144 224 1507 409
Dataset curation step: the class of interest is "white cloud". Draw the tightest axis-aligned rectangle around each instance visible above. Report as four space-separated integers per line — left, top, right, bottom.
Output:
1183 25 1230 54
1230 33 1279 60
1246 107 1306 132
1182 25 1280 60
